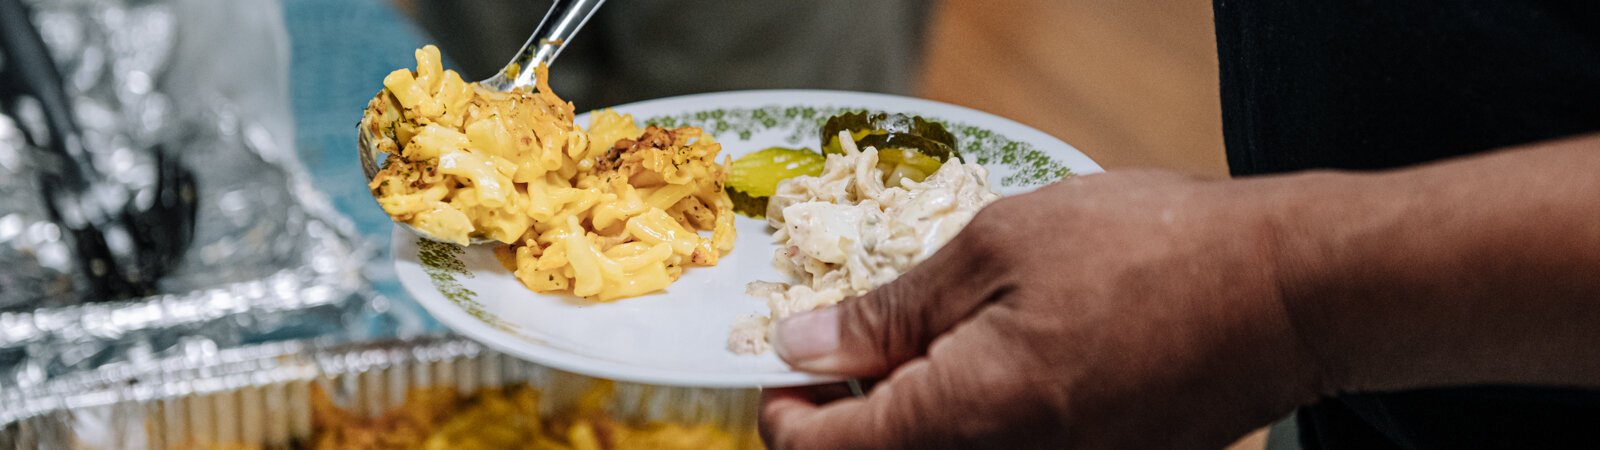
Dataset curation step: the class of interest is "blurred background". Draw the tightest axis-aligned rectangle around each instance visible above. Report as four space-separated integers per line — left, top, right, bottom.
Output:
383 0 1227 177
0 0 1238 448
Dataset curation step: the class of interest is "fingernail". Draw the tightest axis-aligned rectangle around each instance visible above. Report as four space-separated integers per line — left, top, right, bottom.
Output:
775 308 840 366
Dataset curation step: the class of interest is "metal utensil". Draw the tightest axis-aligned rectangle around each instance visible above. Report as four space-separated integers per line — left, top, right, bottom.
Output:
359 0 605 245
0 0 198 300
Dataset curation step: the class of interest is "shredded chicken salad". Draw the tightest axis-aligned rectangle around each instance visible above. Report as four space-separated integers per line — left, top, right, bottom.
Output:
729 133 1001 354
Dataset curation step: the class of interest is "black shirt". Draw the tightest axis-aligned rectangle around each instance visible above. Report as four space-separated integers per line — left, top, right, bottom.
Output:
1215 0 1600 175
1212 0 1600 448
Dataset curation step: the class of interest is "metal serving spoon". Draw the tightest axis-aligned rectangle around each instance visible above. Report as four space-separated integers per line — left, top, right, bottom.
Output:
359 0 605 245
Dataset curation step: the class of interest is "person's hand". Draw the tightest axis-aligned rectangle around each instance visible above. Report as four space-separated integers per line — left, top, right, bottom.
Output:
760 170 1328 449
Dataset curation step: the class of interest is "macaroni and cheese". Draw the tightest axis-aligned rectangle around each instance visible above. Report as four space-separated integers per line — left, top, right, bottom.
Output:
364 45 734 301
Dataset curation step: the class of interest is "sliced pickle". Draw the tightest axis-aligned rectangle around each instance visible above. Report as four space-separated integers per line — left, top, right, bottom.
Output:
877 147 944 175
821 111 960 162
725 147 826 217
875 147 945 186
728 187 770 218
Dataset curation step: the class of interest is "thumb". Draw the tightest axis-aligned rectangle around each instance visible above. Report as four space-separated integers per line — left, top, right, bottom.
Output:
774 233 1007 376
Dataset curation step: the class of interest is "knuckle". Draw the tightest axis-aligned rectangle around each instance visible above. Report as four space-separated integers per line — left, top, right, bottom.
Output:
838 303 891 373
840 287 919 372
928 363 1012 447
874 368 951 448
877 280 936 354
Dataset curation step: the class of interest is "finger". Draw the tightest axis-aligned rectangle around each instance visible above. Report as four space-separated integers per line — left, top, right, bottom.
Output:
759 385 852 446
763 321 1022 450
758 381 870 446
761 364 923 450
774 223 1013 376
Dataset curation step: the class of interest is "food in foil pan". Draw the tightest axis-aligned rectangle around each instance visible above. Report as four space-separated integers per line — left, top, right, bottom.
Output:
0 337 762 450
305 382 741 450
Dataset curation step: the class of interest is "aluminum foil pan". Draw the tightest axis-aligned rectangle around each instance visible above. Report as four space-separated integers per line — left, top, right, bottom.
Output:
0 0 368 390
0 337 763 449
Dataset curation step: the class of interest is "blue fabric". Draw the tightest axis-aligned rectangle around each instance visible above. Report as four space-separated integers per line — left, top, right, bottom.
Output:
281 0 450 334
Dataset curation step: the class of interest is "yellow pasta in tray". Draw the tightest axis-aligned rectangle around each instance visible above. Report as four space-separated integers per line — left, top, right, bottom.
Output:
363 45 735 301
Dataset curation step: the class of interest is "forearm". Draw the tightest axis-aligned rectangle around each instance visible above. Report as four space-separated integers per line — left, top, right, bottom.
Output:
1265 133 1600 395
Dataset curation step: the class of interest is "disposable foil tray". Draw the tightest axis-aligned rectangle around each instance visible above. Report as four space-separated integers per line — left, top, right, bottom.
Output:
0 336 762 449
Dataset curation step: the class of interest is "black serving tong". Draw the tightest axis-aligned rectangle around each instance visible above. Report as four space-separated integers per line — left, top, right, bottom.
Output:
0 0 196 300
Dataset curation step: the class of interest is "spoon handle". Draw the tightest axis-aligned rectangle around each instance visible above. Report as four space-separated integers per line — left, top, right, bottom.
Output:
482 0 606 91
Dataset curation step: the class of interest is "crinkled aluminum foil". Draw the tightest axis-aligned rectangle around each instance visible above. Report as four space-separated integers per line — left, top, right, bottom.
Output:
0 0 368 389
0 337 762 449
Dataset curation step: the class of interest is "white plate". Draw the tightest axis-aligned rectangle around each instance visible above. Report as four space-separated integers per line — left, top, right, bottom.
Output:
394 90 1103 388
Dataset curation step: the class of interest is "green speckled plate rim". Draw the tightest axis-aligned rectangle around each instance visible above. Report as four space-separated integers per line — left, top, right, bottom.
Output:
402 90 1101 386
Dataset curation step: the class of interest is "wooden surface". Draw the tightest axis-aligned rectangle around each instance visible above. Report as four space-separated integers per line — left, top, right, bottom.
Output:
919 0 1229 178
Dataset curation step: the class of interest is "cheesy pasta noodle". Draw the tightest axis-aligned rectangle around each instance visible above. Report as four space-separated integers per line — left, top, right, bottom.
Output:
363 45 735 301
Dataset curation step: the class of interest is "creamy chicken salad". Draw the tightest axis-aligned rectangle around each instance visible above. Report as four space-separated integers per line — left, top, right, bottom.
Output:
729 132 1000 354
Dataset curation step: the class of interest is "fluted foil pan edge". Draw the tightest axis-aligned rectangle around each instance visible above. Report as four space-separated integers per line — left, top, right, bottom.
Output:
0 336 762 449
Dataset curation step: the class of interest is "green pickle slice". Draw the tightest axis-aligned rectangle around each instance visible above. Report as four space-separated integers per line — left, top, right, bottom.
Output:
727 113 963 218
821 111 960 162
820 111 961 185
726 147 826 217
